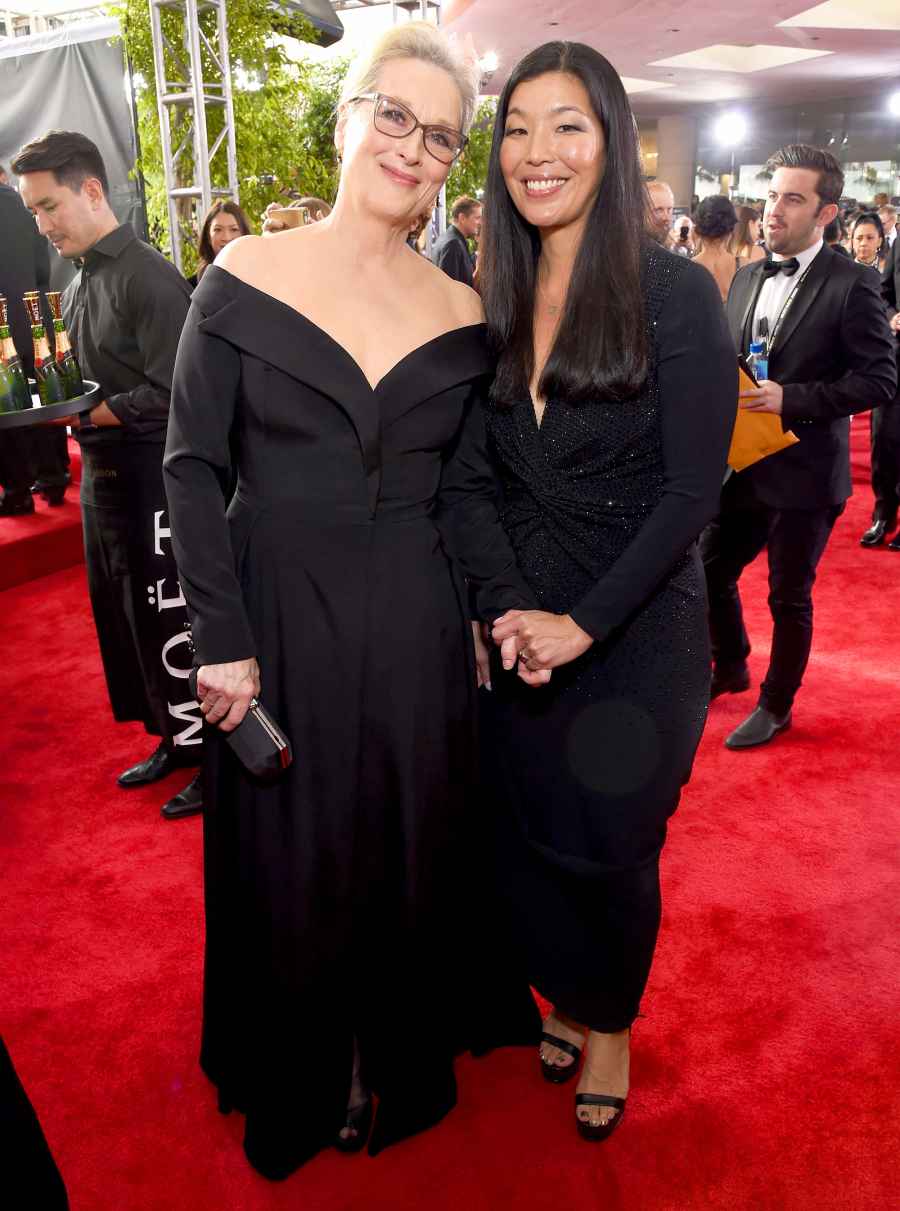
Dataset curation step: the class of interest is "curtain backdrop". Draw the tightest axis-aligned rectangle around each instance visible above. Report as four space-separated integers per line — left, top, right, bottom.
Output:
0 18 146 293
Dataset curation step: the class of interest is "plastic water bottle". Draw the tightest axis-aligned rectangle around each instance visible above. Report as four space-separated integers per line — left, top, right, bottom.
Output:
747 340 768 383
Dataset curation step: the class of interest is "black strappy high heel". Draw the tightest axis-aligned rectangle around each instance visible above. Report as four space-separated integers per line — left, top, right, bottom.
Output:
574 1092 626 1142
539 1030 584 1084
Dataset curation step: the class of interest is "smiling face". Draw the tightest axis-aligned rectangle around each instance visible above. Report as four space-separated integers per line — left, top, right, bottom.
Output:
209 211 244 255
335 57 461 228
852 221 881 263
499 71 605 236
19 169 108 259
763 167 837 257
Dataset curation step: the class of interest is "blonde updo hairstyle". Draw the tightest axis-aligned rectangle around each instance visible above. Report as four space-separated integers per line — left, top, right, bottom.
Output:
338 21 480 140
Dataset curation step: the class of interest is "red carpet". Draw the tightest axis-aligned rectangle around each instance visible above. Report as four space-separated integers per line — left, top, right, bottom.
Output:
0 439 83 591
1 421 897 1210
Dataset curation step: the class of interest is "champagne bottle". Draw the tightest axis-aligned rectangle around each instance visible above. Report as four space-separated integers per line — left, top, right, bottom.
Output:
24 293 68 405
0 297 32 413
46 290 84 398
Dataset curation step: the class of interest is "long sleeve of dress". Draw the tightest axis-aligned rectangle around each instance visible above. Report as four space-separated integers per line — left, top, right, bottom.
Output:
570 261 737 641
436 385 538 621
163 302 256 665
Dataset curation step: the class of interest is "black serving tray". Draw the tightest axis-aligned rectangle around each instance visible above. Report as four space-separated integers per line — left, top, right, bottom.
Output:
0 380 101 430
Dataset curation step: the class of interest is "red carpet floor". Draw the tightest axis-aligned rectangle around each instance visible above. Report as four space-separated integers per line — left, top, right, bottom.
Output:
1 421 897 1210
0 439 83 591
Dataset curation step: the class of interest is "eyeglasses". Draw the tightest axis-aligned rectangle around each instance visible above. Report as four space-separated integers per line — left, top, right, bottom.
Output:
349 93 467 165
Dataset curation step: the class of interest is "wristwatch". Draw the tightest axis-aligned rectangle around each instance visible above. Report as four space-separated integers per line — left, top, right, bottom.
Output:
78 407 98 434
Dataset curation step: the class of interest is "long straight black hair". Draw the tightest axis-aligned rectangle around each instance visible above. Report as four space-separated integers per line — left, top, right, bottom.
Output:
481 42 648 406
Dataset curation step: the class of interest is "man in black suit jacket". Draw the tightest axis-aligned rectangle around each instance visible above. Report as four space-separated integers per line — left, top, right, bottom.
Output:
861 238 900 548
0 171 69 513
703 144 896 748
430 194 481 287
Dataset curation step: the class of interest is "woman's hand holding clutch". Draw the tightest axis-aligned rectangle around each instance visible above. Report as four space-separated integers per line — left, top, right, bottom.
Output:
196 658 261 732
492 610 593 673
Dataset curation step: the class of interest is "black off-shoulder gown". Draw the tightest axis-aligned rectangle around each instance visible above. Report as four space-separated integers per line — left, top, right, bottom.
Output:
163 266 541 1179
481 249 738 1032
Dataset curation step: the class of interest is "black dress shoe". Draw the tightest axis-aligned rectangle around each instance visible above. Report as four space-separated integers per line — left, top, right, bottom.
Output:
725 707 791 750
888 533 900 552
117 742 181 787
710 664 751 699
0 493 35 517
860 520 889 547
161 773 203 820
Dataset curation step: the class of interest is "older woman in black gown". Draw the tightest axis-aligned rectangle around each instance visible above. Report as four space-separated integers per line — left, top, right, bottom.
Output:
481 44 737 1140
163 23 543 1180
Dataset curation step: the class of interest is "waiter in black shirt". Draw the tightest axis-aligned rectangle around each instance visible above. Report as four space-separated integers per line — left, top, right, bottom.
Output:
13 131 202 819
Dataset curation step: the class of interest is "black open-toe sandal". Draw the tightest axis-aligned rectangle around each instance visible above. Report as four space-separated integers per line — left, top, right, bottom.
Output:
540 1031 583 1084
574 1093 626 1142
335 1096 373 1153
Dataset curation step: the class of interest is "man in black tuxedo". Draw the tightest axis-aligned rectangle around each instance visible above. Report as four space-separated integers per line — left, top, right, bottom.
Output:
702 144 896 748
430 195 481 287
861 237 900 548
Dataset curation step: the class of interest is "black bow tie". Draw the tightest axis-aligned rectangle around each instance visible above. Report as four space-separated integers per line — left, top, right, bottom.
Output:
762 257 800 278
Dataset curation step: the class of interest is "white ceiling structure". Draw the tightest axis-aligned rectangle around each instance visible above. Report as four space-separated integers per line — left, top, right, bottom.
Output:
443 0 900 114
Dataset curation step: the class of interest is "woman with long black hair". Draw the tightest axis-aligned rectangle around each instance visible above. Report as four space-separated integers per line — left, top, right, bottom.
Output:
479 42 737 1140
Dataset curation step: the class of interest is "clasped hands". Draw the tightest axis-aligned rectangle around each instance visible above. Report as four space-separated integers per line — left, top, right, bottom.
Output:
472 611 594 690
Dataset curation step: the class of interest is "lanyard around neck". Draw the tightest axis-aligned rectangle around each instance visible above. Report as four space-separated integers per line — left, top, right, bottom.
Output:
756 259 815 350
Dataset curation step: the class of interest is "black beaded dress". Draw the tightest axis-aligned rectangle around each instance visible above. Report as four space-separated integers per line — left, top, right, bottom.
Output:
481 247 737 1031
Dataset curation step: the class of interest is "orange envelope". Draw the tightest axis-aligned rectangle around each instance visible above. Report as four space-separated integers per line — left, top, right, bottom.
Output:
727 367 799 472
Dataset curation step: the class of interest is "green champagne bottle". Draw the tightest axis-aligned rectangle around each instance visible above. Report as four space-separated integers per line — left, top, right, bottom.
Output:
47 291 84 398
24 293 68 406
0 297 32 414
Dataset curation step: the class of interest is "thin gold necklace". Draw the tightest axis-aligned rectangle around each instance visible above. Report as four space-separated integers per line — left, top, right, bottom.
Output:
537 281 565 316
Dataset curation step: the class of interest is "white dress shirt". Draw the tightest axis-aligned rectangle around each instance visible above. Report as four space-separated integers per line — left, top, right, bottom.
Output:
752 238 824 348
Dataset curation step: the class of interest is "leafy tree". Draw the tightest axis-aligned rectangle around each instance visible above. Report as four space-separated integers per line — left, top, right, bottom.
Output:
447 97 497 206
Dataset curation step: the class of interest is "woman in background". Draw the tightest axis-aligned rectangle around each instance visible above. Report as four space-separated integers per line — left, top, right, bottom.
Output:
851 211 886 272
730 204 765 266
189 199 251 286
691 194 739 302
479 41 736 1143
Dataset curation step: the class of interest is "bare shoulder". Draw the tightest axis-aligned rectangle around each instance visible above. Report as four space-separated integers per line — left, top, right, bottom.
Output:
214 233 265 279
412 254 483 327
216 227 317 291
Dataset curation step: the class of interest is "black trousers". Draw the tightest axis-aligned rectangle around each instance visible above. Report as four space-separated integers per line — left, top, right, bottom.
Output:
81 440 202 758
700 473 843 716
0 429 69 500
870 401 900 526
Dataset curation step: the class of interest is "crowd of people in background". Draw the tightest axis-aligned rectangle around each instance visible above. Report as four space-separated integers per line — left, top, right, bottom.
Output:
645 180 900 555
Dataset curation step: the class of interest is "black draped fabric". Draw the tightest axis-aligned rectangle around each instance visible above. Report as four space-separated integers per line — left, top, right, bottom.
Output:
481 247 737 1031
163 266 541 1180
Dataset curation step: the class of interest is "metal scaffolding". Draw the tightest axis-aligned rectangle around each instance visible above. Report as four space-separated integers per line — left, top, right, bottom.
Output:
148 0 238 270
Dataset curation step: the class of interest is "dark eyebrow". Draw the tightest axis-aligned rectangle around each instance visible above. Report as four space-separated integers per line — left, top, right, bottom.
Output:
506 104 588 119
